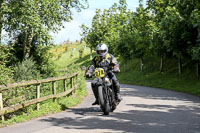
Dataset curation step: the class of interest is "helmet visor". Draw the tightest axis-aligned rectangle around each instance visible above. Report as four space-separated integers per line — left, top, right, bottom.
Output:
97 50 106 56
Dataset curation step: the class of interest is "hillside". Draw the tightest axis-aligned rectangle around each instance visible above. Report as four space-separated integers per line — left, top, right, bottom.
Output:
55 43 200 96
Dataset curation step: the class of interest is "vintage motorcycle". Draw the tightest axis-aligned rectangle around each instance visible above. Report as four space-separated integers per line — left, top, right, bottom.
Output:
94 67 118 115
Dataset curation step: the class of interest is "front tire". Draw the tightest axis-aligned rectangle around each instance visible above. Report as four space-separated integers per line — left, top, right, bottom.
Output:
98 86 110 115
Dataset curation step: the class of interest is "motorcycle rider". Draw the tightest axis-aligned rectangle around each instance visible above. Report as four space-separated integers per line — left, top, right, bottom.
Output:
85 43 122 105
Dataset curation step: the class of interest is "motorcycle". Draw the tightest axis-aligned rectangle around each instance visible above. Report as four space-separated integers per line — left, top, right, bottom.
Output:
93 67 118 115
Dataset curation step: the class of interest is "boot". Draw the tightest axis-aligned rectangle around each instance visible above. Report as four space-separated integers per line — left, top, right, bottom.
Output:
91 84 99 105
92 100 99 105
115 93 122 102
114 82 122 102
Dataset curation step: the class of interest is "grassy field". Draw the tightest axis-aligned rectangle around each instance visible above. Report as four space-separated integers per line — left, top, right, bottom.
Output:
63 44 200 97
54 43 91 70
55 43 200 97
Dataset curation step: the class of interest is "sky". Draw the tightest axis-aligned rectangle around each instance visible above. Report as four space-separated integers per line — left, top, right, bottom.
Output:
51 0 144 44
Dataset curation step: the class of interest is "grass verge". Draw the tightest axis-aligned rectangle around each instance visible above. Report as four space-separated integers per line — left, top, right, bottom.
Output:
117 57 200 96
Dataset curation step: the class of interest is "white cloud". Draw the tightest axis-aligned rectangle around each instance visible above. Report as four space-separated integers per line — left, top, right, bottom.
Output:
52 9 96 44
78 9 96 21
52 20 82 44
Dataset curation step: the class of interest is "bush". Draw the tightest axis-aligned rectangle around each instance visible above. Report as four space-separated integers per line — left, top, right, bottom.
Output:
9 32 57 78
13 57 40 82
0 63 13 85
32 45 57 78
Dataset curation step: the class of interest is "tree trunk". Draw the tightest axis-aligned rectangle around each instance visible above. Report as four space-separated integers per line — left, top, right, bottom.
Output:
178 58 182 74
27 28 34 56
124 60 127 72
23 28 28 59
0 3 3 44
197 61 200 78
23 27 34 60
140 58 143 72
160 56 163 72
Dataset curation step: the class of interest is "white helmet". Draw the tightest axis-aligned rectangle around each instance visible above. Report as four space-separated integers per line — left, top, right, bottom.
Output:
96 43 108 57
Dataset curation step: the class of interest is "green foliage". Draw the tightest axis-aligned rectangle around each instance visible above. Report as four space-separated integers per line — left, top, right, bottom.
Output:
0 43 89 126
1 0 88 64
1 0 89 83
0 44 13 85
54 42 91 70
79 48 84 58
13 57 40 82
81 0 200 76
0 63 13 85
80 0 153 59
32 45 57 78
8 33 57 78
0 0 89 126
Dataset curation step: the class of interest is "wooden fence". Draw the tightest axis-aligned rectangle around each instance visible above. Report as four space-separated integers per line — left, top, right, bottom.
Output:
0 72 79 121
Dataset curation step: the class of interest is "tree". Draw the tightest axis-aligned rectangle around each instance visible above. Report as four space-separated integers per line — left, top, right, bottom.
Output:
129 3 153 71
147 0 199 74
80 24 98 59
80 8 108 58
189 6 200 77
2 0 88 59
147 0 169 72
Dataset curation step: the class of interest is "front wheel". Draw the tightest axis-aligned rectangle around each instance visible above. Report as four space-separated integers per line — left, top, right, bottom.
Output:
98 86 110 115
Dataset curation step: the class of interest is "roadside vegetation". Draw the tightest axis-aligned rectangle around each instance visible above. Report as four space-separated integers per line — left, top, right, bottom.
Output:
0 42 88 127
80 0 200 96
117 57 200 96
0 0 88 127
51 43 200 97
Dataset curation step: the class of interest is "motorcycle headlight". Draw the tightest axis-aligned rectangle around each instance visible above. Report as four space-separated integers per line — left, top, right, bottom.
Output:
105 77 112 86
105 77 110 83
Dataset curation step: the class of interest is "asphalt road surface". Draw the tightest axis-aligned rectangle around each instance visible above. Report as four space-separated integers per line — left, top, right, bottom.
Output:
0 81 200 133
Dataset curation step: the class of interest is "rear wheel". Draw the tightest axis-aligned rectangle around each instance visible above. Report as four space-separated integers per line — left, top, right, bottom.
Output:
98 86 110 115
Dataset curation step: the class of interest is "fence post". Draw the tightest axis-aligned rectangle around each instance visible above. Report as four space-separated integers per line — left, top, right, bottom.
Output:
71 77 74 88
64 79 67 92
0 93 4 122
52 81 56 102
75 74 78 92
36 84 40 111
71 77 74 94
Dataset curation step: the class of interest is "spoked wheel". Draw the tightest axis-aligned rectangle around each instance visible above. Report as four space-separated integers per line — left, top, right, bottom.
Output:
98 86 110 115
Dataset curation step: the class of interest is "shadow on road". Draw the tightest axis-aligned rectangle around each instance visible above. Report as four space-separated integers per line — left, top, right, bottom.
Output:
40 107 200 133
39 84 200 133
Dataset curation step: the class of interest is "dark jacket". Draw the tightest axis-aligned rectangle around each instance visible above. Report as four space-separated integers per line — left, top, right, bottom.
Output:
88 53 120 73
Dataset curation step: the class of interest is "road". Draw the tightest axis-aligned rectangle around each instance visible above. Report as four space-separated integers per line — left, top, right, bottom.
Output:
0 81 200 133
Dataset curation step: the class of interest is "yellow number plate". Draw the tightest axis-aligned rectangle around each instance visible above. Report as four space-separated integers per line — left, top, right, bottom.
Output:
94 68 105 78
